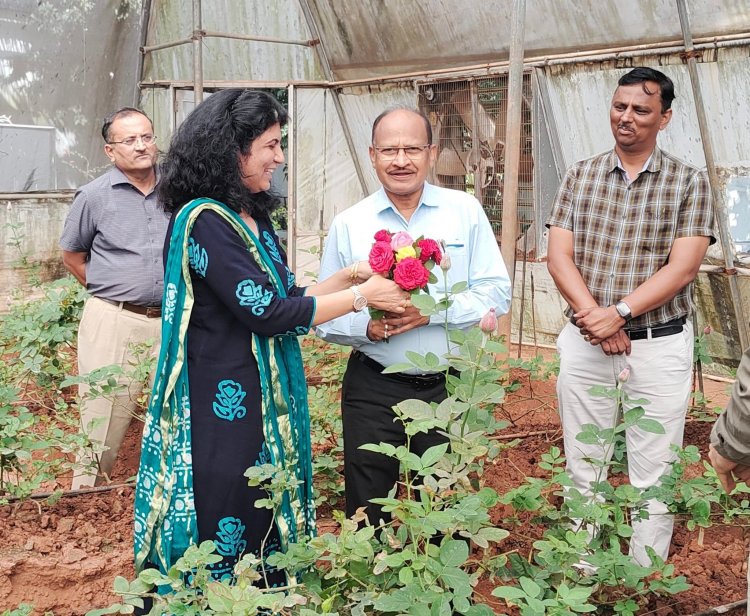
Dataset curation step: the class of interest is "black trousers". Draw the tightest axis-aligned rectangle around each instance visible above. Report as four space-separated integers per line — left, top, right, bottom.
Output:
341 353 449 525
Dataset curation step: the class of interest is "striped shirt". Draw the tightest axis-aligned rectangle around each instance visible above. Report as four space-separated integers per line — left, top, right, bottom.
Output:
547 148 714 328
60 166 170 306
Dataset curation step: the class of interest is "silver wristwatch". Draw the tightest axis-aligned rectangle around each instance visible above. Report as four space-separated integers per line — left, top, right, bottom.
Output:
350 285 368 312
615 300 633 322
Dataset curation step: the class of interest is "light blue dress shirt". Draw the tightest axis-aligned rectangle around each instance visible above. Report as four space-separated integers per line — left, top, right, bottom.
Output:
316 182 511 372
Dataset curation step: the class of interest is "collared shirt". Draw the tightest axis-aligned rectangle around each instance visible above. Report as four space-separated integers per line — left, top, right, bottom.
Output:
547 148 714 328
316 182 511 372
60 166 170 306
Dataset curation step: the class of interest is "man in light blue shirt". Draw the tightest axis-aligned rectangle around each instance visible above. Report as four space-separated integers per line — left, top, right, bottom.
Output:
317 107 511 524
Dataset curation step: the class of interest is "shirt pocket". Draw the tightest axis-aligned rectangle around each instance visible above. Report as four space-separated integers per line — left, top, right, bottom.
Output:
640 205 675 253
444 239 469 284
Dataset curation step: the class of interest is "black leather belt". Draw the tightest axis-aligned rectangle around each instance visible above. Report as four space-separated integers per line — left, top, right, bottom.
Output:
351 350 452 388
626 316 686 341
98 297 162 318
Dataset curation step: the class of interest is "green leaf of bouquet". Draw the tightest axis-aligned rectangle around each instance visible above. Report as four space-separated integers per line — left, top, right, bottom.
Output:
412 293 437 312
451 281 468 294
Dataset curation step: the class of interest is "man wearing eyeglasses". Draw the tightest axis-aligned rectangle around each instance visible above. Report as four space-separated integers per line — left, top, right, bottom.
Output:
60 107 169 489
317 107 511 525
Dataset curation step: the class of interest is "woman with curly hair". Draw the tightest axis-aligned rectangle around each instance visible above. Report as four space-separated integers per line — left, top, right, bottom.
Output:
133 89 406 586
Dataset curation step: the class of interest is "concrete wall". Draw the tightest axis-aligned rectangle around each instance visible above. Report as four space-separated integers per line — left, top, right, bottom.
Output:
0 194 73 307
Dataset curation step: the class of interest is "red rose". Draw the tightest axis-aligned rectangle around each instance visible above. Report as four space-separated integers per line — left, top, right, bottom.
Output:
416 238 442 265
374 229 392 242
393 256 430 291
368 241 395 275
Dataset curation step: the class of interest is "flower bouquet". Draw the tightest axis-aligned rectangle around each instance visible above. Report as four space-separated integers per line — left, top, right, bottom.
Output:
367 229 442 321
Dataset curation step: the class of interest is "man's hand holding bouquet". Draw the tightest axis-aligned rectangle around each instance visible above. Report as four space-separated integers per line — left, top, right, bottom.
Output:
367 229 443 342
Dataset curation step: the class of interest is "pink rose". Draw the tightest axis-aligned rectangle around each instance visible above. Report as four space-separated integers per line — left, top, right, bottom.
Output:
390 231 414 251
393 257 430 291
374 229 392 242
416 238 442 265
479 307 497 334
368 241 395 275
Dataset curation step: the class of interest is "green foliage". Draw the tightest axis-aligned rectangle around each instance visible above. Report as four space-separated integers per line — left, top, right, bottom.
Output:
492 380 748 615
688 389 724 422
0 382 89 504
88 282 748 614
0 278 156 502
693 328 713 367
0 277 87 390
645 445 750 530
85 542 303 616
1 604 35 616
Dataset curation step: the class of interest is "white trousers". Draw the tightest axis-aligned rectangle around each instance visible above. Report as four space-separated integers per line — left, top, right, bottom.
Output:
556 320 694 565
72 297 161 490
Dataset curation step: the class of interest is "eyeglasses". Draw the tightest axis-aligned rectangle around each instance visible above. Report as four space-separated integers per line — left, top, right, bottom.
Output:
108 134 156 147
372 145 431 160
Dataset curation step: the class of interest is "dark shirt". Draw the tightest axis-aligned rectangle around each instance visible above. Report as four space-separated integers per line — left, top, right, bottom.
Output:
59 166 170 306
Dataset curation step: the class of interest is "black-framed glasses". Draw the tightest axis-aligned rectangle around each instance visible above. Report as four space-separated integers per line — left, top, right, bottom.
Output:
372 144 431 160
108 134 156 147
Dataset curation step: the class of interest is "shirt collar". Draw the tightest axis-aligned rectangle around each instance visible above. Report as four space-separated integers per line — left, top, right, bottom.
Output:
373 181 440 214
109 165 160 188
609 147 662 179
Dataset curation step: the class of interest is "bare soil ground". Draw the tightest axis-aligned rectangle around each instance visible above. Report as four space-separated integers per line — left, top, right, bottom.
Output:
1 346 746 615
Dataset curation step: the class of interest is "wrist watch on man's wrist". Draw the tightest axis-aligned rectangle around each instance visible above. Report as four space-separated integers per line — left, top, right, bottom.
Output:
350 285 368 312
615 300 633 322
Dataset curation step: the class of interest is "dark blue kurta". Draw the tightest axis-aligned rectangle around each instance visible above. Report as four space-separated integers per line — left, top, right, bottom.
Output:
170 209 314 582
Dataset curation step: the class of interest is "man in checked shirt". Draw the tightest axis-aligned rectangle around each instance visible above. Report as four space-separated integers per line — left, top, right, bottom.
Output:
546 67 715 566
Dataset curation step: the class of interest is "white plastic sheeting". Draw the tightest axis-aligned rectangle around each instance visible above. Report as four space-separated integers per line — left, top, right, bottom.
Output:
0 0 142 189
306 0 750 79
293 83 417 236
542 49 750 170
143 0 321 83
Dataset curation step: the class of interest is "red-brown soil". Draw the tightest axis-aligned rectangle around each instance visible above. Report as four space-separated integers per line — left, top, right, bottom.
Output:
1 346 746 615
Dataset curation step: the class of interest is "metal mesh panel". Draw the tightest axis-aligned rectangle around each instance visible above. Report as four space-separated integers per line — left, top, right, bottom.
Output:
419 75 533 240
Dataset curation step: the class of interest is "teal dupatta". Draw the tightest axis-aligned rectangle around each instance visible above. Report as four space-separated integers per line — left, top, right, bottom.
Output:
133 198 315 578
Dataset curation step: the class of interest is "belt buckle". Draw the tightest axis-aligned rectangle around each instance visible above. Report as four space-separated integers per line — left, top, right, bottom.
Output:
145 306 161 318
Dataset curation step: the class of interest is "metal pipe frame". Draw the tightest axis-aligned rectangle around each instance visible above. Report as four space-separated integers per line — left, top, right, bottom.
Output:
137 35 750 91
134 0 153 106
202 30 317 47
192 0 203 105
676 0 749 350
329 33 750 89
141 31 317 54
288 83 298 273
498 0 527 344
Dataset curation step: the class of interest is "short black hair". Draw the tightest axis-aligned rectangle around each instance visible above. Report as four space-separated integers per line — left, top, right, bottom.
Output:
101 107 152 142
371 106 433 145
617 68 675 113
158 89 288 217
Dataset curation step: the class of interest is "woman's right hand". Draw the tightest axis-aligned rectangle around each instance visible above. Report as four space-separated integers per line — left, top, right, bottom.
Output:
359 275 408 313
